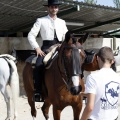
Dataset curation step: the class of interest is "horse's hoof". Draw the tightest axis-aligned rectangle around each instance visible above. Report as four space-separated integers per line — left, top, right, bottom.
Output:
5 118 10 120
13 116 17 120
41 107 49 120
33 116 37 120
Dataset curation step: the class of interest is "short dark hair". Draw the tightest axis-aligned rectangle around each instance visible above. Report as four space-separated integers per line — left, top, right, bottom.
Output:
97 46 114 63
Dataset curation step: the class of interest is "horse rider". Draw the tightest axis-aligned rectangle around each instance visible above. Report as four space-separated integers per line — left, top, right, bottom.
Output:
27 0 68 102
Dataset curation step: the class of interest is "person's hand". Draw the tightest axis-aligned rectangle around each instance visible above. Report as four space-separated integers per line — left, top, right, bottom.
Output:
35 47 46 57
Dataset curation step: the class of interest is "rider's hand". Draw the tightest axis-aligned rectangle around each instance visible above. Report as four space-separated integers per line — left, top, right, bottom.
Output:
35 47 46 57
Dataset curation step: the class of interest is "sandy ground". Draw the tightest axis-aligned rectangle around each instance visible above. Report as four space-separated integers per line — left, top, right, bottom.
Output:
0 83 120 120
0 92 84 120
0 92 120 120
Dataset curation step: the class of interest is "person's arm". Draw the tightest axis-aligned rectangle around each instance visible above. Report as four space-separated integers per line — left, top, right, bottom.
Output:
62 20 68 41
80 74 96 120
80 93 95 120
28 18 45 56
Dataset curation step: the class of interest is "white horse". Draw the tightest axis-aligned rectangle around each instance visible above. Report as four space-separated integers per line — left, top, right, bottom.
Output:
0 54 19 120
114 47 120 66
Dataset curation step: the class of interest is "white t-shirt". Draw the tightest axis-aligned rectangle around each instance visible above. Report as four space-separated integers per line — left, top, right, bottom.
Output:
85 68 120 120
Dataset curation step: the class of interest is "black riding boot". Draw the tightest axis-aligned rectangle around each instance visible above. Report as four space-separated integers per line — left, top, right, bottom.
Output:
33 64 44 102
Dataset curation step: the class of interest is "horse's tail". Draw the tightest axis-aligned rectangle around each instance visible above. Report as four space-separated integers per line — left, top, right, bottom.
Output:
10 66 20 99
7 59 19 116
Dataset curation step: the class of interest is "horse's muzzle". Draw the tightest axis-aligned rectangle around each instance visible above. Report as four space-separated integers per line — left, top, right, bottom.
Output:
70 85 82 95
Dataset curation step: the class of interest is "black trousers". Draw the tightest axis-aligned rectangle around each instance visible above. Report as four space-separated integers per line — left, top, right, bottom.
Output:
34 39 60 93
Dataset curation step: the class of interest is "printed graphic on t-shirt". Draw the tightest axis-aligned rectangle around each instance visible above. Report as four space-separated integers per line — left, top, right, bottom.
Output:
100 81 120 110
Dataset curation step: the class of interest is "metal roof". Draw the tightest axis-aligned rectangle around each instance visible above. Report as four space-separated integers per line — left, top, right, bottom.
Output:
0 0 120 36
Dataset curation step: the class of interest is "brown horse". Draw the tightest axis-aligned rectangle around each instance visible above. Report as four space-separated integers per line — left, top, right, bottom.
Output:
82 49 99 71
82 48 116 72
23 31 86 120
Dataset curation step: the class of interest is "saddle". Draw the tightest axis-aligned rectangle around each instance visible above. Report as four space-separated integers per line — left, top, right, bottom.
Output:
0 54 16 62
43 46 58 69
26 45 59 69
0 54 19 85
84 49 96 64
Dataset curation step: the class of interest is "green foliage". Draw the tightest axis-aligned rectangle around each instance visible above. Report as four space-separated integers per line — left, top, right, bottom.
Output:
113 0 120 8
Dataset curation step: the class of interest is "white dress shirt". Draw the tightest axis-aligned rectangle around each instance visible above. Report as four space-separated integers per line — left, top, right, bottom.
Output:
28 15 68 49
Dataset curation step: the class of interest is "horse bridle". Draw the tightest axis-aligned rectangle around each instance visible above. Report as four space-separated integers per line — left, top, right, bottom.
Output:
58 45 84 91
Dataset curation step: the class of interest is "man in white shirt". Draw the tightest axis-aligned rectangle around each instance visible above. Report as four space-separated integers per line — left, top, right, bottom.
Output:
80 46 120 120
27 0 68 102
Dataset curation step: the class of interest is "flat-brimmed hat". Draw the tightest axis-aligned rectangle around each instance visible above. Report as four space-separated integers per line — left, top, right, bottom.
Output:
43 0 61 6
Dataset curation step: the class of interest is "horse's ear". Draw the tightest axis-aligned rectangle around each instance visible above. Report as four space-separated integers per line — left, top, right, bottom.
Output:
11 47 16 58
65 31 72 43
117 46 119 50
78 33 89 44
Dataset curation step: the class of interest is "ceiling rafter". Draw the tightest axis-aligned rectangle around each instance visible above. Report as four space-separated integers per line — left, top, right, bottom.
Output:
72 17 120 33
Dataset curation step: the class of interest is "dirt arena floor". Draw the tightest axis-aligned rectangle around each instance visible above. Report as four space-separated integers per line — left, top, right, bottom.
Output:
0 93 85 120
0 91 120 120
1 61 120 120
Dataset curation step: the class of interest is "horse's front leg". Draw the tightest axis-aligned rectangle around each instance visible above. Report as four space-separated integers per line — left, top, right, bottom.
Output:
53 105 62 120
72 103 82 120
41 98 51 120
1 86 11 120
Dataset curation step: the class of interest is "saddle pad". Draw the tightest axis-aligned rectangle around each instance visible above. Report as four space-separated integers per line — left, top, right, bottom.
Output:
25 55 36 63
0 54 16 61
43 46 58 65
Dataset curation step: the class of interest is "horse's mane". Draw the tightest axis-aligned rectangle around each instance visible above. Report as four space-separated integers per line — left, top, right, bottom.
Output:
85 48 99 54
111 62 116 72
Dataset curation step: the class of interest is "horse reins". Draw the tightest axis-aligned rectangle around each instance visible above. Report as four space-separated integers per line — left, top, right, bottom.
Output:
57 45 84 91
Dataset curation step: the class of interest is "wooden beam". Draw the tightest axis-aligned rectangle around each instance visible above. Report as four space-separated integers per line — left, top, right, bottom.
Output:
72 17 120 33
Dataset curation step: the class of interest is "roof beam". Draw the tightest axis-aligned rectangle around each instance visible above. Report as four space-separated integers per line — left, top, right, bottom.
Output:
102 29 120 36
6 6 78 34
71 17 120 33
3 22 35 36
58 6 77 17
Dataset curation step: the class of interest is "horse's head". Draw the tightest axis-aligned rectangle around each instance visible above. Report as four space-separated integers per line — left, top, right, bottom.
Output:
82 48 117 72
114 46 120 66
58 31 85 95
82 49 99 71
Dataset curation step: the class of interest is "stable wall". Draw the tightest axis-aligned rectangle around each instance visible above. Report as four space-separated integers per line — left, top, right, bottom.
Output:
82 37 120 82
0 37 42 95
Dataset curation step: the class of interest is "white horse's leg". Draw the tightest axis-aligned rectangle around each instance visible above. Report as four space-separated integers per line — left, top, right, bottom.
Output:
1 86 11 120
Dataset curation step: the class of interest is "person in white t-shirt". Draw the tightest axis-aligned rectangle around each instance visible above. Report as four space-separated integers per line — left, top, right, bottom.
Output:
80 46 120 120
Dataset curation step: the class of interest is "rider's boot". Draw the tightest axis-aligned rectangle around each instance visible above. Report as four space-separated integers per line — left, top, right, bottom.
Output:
33 66 44 102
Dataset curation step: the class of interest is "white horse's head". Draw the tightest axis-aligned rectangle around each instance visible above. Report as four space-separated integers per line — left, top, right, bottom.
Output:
114 46 120 66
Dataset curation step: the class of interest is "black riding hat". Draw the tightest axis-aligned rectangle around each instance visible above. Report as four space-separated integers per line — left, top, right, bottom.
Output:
43 0 61 6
